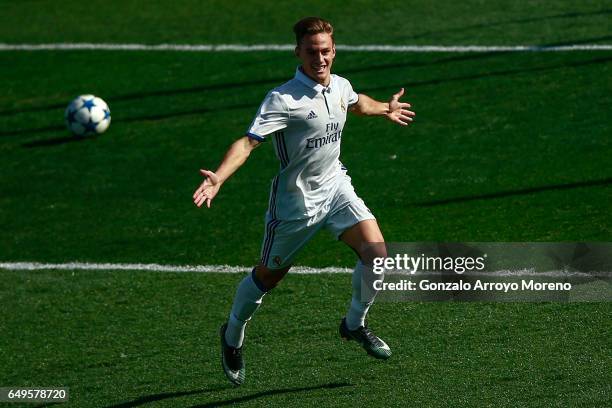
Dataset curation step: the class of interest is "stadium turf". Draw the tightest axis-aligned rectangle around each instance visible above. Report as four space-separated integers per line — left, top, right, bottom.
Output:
0 1 610 407
1 270 610 407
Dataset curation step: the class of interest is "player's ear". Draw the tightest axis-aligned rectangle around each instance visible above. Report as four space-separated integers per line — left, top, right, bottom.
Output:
294 46 300 58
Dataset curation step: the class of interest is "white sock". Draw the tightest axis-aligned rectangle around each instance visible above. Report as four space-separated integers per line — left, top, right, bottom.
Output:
345 260 378 330
224 270 267 348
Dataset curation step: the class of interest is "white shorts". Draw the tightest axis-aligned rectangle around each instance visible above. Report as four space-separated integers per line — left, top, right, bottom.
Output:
259 176 375 269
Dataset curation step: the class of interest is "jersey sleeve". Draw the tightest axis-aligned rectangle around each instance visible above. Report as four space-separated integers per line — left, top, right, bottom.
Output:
346 80 359 107
246 91 289 142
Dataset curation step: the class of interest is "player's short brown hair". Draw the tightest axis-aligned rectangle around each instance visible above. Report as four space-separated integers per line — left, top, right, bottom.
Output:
293 17 334 46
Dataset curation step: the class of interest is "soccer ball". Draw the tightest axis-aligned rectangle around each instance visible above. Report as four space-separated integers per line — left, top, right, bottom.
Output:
64 95 111 136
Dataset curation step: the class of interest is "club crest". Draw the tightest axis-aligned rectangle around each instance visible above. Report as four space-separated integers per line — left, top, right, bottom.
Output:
273 256 282 266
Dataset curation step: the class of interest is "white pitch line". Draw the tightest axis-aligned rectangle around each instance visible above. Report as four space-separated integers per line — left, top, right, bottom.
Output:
0 262 608 278
0 261 352 274
0 43 611 52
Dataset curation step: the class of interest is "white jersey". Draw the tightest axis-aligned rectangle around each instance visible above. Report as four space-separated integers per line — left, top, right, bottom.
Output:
247 67 359 220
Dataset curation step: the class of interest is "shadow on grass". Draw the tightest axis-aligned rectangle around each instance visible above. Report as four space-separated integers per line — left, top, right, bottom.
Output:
5 51 612 145
398 9 612 41
101 385 231 408
0 52 492 120
359 55 612 94
0 52 502 120
0 76 289 118
188 382 353 408
414 177 612 207
341 35 612 78
3 125 66 137
21 134 94 147
4 33 610 121
546 34 612 46
12 102 256 145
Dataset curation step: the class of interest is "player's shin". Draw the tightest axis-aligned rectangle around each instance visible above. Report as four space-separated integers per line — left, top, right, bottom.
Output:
224 268 268 348
345 260 379 330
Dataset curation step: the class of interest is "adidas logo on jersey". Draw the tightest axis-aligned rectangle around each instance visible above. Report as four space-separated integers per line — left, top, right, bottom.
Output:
306 110 318 119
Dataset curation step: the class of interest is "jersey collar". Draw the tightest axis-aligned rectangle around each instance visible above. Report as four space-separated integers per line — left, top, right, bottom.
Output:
295 67 334 93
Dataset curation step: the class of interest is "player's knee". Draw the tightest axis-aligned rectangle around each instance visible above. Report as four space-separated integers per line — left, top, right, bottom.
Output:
254 264 290 290
360 241 387 266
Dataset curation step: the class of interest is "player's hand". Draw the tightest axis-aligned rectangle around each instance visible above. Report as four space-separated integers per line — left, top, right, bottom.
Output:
193 169 221 208
386 88 415 126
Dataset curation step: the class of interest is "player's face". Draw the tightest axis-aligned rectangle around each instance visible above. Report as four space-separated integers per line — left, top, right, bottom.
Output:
295 32 336 86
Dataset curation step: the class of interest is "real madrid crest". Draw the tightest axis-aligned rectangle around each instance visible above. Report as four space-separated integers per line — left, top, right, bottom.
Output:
340 98 346 113
273 256 282 266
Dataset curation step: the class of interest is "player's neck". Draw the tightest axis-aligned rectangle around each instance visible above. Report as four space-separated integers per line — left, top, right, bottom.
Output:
300 66 331 87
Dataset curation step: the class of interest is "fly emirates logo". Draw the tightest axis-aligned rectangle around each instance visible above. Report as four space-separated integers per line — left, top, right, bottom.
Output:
306 122 342 149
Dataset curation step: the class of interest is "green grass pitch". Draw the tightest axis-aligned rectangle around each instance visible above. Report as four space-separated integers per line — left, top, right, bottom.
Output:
0 1 610 407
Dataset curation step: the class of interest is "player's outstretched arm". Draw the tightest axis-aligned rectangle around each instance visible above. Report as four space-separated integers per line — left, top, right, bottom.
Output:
193 136 261 208
350 88 415 126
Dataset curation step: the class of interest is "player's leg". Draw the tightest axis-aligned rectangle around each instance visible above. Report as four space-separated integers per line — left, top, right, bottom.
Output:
324 174 391 359
220 263 290 386
253 263 292 289
337 219 391 359
224 264 290 348
339 219 387 329
226 261 292 344
339 218 386 263
221 215 320 385
325 179 387 329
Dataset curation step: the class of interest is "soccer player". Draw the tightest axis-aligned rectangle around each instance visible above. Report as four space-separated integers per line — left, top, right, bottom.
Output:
193 17 415 385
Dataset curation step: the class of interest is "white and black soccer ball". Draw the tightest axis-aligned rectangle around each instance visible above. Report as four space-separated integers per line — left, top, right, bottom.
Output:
64 94 111 136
